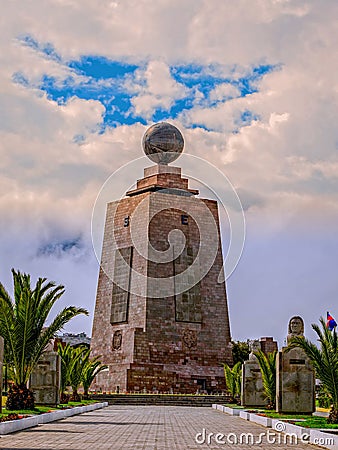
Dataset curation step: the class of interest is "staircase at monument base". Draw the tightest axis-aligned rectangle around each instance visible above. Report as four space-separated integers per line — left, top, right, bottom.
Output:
90 394 231 407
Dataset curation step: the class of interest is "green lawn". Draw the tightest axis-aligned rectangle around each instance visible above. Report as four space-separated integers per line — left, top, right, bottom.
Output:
0 399 98 419
1 405 55 416
244 409 338 429
224 403 244 409
59 400 97 407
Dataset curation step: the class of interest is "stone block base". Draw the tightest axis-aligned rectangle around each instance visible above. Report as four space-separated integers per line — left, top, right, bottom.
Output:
128 364 226 394
93 363 226 394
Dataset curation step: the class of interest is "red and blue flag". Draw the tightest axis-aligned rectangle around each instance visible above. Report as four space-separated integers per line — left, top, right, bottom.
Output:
327 312 337 331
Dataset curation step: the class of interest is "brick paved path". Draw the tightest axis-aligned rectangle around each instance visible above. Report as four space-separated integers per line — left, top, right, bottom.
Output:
0 406 318 449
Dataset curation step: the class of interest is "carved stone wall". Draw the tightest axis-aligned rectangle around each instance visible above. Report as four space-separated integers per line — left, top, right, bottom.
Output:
241 359 266 407
30 352 61 405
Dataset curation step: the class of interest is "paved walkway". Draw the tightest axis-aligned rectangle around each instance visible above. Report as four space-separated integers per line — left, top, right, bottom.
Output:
0 406 319 449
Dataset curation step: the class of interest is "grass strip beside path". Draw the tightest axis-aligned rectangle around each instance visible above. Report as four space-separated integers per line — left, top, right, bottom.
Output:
245 409 338 429
0 399 97 419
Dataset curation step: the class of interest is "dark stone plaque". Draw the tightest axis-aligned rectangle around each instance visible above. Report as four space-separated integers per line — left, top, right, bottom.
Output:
110 247 133 324
175 246 201 323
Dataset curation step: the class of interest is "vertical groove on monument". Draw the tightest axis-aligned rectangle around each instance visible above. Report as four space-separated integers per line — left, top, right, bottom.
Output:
91 122 233 393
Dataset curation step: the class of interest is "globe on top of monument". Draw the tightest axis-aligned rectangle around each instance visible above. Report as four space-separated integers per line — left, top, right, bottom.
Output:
142 122 184 165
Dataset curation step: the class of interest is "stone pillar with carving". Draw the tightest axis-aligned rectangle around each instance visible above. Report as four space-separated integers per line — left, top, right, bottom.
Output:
241 340 266 407
29 349 61 405
276 316 315 413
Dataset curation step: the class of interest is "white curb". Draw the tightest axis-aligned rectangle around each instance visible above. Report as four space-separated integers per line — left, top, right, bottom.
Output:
309 429 338 450
212 404 338 450
250 414 272 428
239 410 251 420
0 402 108 435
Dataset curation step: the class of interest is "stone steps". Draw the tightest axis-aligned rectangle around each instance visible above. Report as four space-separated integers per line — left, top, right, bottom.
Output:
90 394 231 407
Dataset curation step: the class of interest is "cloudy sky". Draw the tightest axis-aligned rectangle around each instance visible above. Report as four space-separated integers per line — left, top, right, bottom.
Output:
1 0 337 346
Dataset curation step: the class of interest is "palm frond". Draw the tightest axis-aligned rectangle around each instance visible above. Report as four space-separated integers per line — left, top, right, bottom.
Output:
82 358 108 393
69 346 91 393
223 362 242 398
57 343 74 393
0 284 16 366
254 350 277 405
0 269 88 386
29 306 88 380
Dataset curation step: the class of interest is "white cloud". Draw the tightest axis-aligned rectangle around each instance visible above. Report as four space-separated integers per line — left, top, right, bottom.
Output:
60 96 105 134
209 83 241 102
126 61 188 119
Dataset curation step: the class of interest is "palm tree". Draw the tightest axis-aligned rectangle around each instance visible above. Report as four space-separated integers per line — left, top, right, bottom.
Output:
69 345 91 401
223 362 242 403
287 317 338 424
57 343 75 403
254 350 277 409
82 357 108 399
0 269 88 410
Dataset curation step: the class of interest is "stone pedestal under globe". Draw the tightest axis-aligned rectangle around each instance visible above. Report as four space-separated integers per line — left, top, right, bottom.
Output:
91 123 233 393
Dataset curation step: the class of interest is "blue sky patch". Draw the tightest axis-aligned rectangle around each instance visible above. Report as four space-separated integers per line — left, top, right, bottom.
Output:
13 35 278 134
69 56 138 79
37 237 83 258
18 34 62 63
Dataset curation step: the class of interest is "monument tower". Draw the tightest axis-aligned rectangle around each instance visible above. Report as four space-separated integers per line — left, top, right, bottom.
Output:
91 122 232 393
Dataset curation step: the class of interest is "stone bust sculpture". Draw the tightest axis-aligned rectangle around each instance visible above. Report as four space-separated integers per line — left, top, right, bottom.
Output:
249 339 261 360
287 316 304 344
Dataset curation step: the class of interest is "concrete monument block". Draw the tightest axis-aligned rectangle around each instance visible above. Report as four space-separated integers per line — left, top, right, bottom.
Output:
29 351 61 405
276 316 315 413
0 336 3 413
241 340 266 407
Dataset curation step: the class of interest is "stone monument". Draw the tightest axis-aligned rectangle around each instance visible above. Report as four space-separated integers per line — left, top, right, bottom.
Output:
276 316 315 413
0 336 3 413
91 122 233 393
241 340 266 407
30 350 61 405
259 336 278 355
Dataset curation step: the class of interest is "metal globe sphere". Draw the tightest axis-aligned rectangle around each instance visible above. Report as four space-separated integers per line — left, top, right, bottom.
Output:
142 122 184 164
